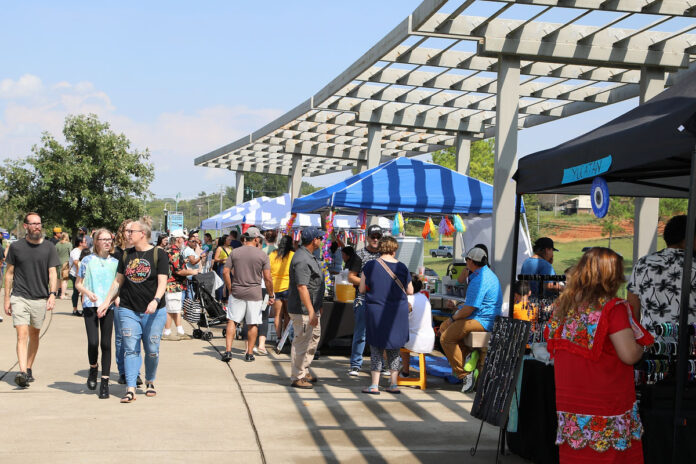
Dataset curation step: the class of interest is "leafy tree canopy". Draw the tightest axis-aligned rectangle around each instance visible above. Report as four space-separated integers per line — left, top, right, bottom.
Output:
430 138 495 184
0 114 153 235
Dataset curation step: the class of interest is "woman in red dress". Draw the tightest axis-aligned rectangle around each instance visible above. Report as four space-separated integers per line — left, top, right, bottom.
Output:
548 247 653 463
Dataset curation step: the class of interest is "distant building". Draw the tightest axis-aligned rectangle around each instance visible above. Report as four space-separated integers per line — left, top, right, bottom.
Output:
560 195 592 215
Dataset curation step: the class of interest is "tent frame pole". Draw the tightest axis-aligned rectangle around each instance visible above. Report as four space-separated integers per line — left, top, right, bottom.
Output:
671 142 696 463
508 194 522 317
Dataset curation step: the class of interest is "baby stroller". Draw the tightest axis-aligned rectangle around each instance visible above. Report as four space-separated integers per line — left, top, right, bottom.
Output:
184 271 227 340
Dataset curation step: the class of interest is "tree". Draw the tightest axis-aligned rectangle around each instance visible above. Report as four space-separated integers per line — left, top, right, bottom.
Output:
430 138 495 184
0 114 154 235
601 197 634 248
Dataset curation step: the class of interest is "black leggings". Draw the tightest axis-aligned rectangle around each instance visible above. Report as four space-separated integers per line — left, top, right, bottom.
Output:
83 307 114 377
70 275 80 308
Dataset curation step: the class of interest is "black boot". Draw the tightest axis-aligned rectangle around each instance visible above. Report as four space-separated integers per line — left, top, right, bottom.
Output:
98 378 109 399
87 366 98 390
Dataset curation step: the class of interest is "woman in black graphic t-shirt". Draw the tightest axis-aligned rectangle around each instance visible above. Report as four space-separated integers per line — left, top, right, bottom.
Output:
98 219 168 404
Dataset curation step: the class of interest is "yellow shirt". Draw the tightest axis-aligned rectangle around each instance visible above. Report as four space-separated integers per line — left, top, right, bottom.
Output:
270 250 294 293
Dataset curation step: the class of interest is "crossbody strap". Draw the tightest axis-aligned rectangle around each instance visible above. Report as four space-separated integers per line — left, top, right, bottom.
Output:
376 258 408 296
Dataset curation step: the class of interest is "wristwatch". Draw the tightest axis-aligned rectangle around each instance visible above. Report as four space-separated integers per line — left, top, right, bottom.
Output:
49 291 57 297
154 297 161 304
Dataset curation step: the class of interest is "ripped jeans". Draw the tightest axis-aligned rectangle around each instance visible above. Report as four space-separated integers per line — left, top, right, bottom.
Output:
117 306 167 388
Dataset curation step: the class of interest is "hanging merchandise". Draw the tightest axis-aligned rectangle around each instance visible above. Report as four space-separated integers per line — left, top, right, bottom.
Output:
321 211 336 289
422 217 437 241
421 218 431 239
453 214 466 233
439 216 455 237
292 229 301 242
284 213 297 234
358 209 367 230
392 212 405 236
358 230 365 243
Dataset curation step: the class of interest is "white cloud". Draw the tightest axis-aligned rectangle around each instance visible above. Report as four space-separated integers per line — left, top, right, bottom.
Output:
0 74 284 197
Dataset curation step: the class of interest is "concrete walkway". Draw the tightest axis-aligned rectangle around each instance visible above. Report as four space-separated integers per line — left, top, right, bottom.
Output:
0 297 528 463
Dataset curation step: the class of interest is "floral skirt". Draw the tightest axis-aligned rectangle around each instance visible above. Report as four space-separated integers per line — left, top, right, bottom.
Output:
556 401 644 463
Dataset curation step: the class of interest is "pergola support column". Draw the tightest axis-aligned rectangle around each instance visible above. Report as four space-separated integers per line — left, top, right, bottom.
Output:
288 155 303 201
366 124 383 170
235 171 245 205
492 55 520 311
454 133 471 260
633 67 667 261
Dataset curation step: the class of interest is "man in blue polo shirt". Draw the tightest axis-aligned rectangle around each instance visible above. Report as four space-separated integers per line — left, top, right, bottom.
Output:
439 247 502 387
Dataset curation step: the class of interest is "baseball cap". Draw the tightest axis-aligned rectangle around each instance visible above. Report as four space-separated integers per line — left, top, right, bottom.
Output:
465 247 487 262
301 227 323 242
243 226 263 239
53 227 62 233
534 237 559 251
367 225 383 237
170 230 186 238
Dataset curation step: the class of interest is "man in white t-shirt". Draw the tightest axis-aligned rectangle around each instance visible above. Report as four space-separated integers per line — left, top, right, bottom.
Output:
182 232 205 300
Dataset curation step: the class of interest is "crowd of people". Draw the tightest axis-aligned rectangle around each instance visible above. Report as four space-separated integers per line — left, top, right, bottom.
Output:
3 209 695 462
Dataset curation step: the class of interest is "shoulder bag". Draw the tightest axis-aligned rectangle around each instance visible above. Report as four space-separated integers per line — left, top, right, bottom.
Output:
376 258 412 312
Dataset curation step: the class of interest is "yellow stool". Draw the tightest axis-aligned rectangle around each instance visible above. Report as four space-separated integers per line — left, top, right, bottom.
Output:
397 348 427 390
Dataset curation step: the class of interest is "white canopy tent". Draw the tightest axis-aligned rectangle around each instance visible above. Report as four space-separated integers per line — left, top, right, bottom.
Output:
200 196 271 230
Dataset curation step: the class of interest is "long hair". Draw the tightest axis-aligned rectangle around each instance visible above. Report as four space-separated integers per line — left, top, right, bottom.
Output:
115 219 133 250
553 247 625 322
276 235 294 260
92 228 113 255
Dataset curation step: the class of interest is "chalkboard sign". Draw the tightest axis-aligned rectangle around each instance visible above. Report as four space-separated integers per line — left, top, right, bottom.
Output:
470 317 531 427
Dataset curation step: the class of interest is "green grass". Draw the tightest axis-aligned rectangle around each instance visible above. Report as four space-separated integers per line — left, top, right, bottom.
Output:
422 237 455 277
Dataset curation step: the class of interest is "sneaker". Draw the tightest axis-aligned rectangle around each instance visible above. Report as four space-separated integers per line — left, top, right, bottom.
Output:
117 374 126 385
221 351 232 363
14 372 28 388
162 333 180 341
464 350 480 372
244 353 255 362
461 369 479 393
291 378 314 389
26 368 35 383
177 332 192 340
347 367 360 377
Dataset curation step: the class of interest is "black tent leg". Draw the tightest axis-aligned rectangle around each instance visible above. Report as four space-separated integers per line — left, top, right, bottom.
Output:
470 419 485 456
509 194 522 317
672 143 696 464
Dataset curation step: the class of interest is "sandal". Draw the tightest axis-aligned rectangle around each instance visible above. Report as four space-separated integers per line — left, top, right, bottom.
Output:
120 391 136 403
145 383 156 397
386 384 401 394
361 385 380 395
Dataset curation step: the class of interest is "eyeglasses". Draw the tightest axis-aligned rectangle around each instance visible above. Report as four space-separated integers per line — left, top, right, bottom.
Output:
25 222 42 226
125 229 143 235
97 238 113 242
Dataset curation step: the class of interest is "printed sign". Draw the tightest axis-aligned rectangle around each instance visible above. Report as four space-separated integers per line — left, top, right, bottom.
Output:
169 212 184 232
561 155 612 184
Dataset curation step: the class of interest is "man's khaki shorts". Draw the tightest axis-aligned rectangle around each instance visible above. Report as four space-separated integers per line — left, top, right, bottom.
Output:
11 296 47 329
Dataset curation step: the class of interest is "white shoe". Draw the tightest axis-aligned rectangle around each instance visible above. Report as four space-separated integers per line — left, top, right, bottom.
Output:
347 367 360 377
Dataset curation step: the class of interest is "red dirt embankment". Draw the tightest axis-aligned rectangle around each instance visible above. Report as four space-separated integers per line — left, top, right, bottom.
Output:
548 219 666 243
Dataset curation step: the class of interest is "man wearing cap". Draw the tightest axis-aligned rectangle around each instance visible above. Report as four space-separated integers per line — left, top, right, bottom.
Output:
49 227 62 245
346 224 383 376
163 230 199 341
287 227 325 389
221 227 274 362
439 247 502 391
182 231 205 300
520 237 559 297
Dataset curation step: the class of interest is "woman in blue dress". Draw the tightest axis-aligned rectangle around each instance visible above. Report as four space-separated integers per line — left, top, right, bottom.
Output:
359 236 413 394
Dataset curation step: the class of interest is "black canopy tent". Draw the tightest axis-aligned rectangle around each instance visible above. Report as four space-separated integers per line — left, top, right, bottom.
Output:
512 74 696 463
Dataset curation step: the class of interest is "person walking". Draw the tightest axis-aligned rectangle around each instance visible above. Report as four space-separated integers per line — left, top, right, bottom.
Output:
221 227 274 363
347 224 383 376
98 218 168 403
548 247 652 463
163 230 198 341
288 227 325 389
213 235 231 302
359 236 412 394
74 229 119 398
111 219 136 385
55 232 72 299
3 212 60 387
269 235 294 344
69 234 89 316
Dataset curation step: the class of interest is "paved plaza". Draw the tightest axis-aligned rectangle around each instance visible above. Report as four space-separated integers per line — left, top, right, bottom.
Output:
0 297 528 463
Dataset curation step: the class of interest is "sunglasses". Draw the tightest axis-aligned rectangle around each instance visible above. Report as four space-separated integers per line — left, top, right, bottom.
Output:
369 234 382 239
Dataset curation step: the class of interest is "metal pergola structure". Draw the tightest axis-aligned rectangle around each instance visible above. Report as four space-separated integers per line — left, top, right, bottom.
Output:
194 0 696 302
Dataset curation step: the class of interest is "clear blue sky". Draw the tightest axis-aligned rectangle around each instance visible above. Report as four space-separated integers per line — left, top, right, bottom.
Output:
0 1 639 201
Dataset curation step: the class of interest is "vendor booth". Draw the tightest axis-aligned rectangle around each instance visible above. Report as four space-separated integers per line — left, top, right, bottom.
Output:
512 73 696 464
200 196 271 230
